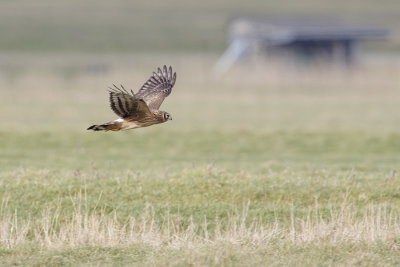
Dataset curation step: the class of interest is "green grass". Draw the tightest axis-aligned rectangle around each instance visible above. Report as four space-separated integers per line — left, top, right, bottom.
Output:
0 0 398 52
0 56 400 265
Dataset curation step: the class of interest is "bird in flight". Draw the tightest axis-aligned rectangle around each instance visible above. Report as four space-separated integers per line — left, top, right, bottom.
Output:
88 65 176 131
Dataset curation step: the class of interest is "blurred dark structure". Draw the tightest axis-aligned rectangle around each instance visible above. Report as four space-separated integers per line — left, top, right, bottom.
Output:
214 17 389 75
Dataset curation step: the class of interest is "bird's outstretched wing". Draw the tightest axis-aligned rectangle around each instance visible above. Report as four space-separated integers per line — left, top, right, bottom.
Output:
108 84 151 118
135 65 177 110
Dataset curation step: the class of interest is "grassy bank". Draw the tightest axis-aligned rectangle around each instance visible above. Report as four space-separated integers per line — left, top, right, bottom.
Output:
0 55 400 265
0 0 399 52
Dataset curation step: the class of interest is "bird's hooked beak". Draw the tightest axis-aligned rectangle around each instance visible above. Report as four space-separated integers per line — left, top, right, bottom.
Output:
169 116 173 120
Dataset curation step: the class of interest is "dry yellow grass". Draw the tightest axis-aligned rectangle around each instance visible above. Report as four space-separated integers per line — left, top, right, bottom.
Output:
1 193 400 251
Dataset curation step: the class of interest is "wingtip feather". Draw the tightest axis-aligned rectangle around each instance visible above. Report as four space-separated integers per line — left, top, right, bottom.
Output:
172 72 177 85
168 66 172 80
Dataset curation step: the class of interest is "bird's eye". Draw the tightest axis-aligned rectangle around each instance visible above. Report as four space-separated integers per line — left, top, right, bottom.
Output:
164 113 169 119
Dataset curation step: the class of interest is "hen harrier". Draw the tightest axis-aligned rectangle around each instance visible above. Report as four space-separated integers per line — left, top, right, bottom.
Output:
88 65 176 131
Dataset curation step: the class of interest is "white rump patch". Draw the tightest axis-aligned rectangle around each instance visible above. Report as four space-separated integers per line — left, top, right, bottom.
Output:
114 118 141 130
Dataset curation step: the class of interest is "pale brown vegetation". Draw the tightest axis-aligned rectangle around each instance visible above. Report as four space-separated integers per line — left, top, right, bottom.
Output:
1 193 400 251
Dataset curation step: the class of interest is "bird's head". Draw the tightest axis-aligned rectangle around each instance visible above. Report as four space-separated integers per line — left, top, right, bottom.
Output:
163 112 172 121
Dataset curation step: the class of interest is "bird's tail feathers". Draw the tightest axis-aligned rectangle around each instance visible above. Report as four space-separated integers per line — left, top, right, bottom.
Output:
87 120 122 131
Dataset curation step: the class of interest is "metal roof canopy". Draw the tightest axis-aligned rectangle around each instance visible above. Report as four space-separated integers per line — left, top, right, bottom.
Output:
230 18 389 44
213 17 389 76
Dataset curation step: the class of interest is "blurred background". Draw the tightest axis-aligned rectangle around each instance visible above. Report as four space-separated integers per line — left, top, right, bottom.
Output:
0 0 399 168
1 2 400 264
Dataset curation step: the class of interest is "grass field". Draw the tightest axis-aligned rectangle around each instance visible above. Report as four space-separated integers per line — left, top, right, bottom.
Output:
1 54 400 265
0 0 399 52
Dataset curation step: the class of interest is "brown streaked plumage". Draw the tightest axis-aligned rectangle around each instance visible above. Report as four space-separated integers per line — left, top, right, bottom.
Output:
87 65 176 131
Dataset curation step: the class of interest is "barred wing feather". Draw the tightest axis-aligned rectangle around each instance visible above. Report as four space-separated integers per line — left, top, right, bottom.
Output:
135 65 176 110
108 84 151 118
